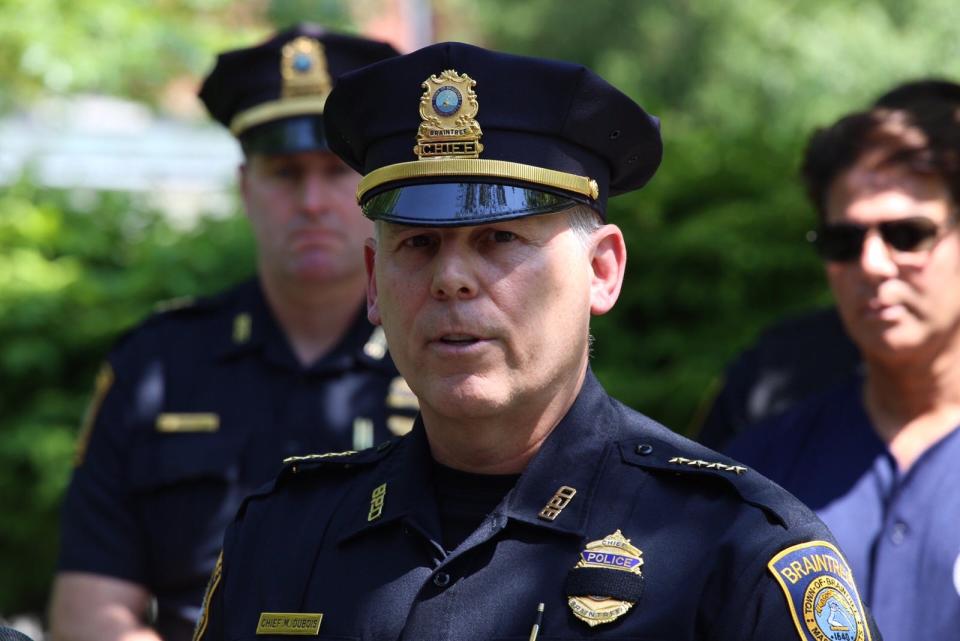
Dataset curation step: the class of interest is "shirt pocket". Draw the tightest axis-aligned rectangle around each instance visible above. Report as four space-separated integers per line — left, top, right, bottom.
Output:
126 430 247 589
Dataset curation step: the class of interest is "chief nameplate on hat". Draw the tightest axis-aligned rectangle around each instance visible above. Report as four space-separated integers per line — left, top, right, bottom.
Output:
414 70 483 159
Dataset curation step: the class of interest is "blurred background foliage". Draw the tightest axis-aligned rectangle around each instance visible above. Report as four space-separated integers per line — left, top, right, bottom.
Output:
1 0 959 618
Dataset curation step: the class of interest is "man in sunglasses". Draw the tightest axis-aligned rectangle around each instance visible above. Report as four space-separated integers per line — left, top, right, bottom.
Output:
726 100 960 641
696 79 960 452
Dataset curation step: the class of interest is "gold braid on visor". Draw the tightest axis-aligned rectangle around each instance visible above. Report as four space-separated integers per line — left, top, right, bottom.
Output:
356 158 600 204
229 95 328 136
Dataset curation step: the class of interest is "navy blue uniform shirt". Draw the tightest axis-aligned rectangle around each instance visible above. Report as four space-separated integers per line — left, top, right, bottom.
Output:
726 376 960 641
696 307 861 449
59 278 417 641
197 371 881 641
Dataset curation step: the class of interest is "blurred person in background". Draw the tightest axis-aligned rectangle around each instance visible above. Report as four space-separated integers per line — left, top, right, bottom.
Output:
47 25 414 641
695 79 960 451
726 96 960 640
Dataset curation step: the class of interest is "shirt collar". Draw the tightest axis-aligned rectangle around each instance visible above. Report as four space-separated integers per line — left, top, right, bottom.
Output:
337 368 617 544
218 278 394 373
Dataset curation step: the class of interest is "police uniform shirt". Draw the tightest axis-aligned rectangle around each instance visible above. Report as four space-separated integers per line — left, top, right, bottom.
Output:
59 278 417 641
726 376 960 641
196 370 881 641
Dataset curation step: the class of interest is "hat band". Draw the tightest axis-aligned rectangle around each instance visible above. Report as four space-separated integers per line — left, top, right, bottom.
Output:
230 95 328 136
357 159 599 204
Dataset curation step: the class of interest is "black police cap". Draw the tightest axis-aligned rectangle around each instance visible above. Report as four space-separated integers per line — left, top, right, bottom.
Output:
323 41 662 225
199 24 398 155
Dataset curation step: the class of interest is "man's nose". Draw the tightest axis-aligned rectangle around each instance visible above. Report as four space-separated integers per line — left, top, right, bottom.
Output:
301 174 333 217
430 247 478 301
859 228 898 280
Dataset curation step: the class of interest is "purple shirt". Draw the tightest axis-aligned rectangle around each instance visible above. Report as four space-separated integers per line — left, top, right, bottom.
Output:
726 376 960 641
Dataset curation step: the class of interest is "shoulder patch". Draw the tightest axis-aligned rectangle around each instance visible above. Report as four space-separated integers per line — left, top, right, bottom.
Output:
768 541 872 641
193 550 223 641
75 362 114 467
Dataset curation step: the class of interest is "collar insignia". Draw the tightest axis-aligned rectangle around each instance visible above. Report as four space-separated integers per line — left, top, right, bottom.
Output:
233 312 252 344
414 69 484 159
538 485 577 521
281 36 332 99
566 530 645 627
368 482 387 521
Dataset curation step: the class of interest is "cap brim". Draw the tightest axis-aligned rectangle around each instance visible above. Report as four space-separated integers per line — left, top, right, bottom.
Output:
239 115 328 155
362 183 578 226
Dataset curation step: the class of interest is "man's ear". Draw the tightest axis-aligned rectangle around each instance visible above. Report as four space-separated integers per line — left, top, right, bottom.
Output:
237 162 251 218
364 238 382 326
588 224 627 316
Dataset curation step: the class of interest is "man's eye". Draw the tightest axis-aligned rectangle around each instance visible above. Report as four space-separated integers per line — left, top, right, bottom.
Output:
492 230 516 243
403 235 434 248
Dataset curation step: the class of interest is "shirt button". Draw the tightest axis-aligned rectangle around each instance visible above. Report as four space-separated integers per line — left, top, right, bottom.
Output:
890 521 908 545
433 572 451 587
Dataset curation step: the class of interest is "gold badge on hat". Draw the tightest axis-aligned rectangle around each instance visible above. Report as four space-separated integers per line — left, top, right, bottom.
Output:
414 69 484 159
567 530 644 627
281 36 332 99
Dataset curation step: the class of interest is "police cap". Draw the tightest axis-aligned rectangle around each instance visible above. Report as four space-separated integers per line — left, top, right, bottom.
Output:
323 42 662 224
199 24 398 155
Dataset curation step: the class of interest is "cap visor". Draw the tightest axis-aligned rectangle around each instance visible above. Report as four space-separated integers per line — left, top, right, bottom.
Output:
362 183 577 226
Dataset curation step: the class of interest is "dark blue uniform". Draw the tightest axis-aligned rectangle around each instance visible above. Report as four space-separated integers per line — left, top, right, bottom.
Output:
696 307 861 450
197 372 881 641
726 377 960 641
59 279 417 641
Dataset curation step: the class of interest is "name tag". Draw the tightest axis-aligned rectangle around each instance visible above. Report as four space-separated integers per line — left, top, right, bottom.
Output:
255 612 323 636
155 413 220 433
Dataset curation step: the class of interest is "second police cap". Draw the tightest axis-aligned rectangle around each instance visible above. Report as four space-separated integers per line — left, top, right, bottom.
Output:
199 24 399 155
323 41 663 225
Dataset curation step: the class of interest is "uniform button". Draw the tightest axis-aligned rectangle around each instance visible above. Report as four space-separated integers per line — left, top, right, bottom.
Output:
890 521 908 545
433 572 451 587
635 443 653 455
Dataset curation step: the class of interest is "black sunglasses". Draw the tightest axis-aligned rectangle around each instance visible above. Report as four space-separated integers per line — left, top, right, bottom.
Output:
809 217 950 262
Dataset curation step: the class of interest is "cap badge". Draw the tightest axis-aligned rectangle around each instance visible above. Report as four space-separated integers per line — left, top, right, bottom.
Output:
566 530 645 627
414 69 484 159
281 36 332 99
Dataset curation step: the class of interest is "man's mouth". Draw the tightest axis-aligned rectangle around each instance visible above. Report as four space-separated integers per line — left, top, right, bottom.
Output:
439 334 482 345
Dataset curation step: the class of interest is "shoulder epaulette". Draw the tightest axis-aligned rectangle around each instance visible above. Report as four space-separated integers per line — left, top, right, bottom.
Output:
617 435 806 528
152 295 198 314
280 438 399 477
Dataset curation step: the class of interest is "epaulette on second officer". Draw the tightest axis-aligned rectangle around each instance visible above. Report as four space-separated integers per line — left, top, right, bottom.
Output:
618 434 812 529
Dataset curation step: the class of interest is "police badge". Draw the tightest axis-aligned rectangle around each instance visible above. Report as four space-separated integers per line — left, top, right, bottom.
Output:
281 36 332 99
414 69 484 159
566 530 645 627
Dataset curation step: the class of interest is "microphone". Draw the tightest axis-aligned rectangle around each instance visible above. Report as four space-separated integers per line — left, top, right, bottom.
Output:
0 627 36 641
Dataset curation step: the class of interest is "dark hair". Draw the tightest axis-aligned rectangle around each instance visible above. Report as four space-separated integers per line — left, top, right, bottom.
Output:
801 103 960 221
873 78 960 110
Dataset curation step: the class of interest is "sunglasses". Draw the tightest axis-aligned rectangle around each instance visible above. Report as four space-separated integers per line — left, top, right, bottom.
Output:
809 217 953 262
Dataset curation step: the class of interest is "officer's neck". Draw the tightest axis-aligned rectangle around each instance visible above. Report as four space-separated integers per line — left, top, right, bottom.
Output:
258 271 367 367
421 362 587 474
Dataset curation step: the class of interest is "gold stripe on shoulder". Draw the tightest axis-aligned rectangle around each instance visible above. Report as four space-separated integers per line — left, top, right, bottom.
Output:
75 363 115 467
283 450 357 465
667 456 747 475
153 296 196 313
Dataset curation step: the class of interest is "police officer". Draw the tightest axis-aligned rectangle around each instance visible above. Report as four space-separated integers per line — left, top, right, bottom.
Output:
195 42 882 641
49 26 415 641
